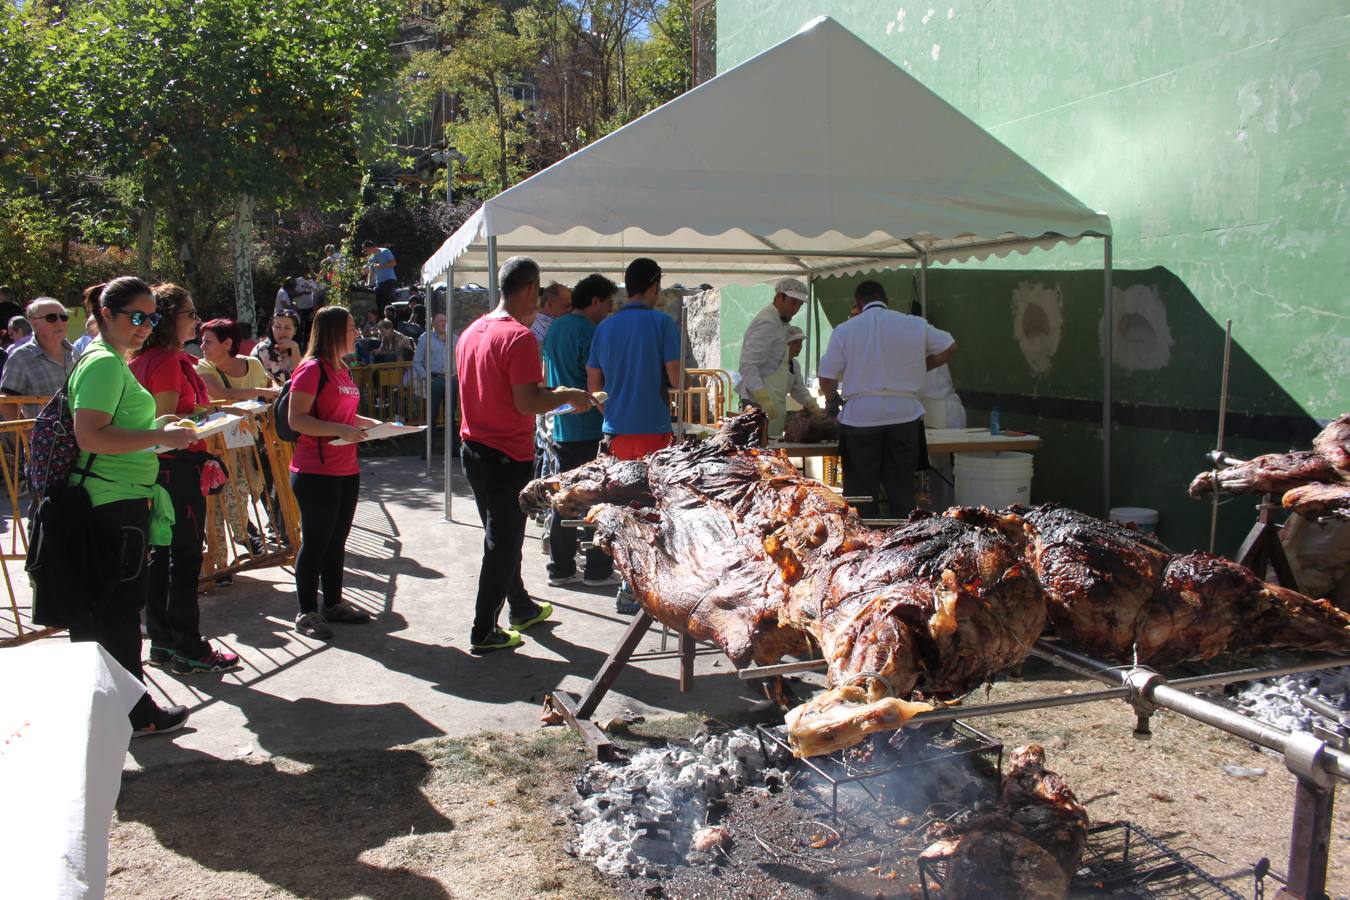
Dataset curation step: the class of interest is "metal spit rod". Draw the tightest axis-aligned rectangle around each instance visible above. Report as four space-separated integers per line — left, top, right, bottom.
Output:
1031 640 1350 782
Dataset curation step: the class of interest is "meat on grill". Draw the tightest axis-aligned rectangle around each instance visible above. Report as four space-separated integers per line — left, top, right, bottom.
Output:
1018 504 1350 664
919 744 1088 900
1188 413 1350 520
528 410 1046 757
1187 451 1339 499
523 411 1350 755
781 409 840 444
1283 482 1350 520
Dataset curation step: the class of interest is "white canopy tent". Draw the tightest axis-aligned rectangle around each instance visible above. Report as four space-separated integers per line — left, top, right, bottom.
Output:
422 16 1115 514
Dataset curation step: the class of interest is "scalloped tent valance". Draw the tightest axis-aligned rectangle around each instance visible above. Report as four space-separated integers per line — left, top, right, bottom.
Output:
421 16 1110 288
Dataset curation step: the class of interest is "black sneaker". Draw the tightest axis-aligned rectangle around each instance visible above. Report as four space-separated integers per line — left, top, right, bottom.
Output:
508 600 553 632
615 587 640 615
132 704 190 738
470 627 523 652
146 645 175 669
295 612 334 640
322 600 372 624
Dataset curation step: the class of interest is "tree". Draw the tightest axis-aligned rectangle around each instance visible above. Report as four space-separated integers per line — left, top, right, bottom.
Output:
5 0 401 322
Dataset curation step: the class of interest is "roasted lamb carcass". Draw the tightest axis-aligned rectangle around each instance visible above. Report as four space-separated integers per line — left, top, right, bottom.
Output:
529 411 1046 757
1187 451 1340 499
1282 481 1350 520
1312 413 1350 479
1018 505 1350 664
920 744 1087 900
781 409 840 444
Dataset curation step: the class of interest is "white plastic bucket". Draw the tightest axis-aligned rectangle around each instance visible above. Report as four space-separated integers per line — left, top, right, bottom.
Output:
1110 506 1159 534
954 452 1033 508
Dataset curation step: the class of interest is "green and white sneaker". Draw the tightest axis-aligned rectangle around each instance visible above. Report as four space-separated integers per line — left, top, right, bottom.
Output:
471 627 523 653
509 600 554 632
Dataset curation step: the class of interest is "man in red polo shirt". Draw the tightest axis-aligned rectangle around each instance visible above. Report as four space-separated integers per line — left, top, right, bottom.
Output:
456 256 594 652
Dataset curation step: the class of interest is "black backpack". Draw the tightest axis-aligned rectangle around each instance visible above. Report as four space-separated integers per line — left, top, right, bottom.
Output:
273 362 329 442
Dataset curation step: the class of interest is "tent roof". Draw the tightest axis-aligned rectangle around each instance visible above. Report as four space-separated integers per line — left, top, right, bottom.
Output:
422 16 1110 288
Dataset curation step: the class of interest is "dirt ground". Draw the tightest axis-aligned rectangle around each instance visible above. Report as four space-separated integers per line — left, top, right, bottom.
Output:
108 664 1348 899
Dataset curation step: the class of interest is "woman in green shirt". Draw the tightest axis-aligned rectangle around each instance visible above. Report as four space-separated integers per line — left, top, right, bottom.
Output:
70 276 197 737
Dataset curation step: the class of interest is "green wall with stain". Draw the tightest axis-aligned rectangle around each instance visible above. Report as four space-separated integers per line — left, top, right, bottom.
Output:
714 1 1349 552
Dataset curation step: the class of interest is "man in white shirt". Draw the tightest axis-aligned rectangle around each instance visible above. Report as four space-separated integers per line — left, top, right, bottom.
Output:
737 277 808 436
413 312 456 456
818 281 956 518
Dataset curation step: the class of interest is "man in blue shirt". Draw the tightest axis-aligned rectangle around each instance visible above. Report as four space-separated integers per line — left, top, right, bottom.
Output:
413 311 456 456
542 274 616 586
587 258 681 613
587 258 681 458
362 239 398 308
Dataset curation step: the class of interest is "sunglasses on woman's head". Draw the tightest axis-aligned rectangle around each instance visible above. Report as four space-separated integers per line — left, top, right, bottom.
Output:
115 310 161 327
35 313 69 323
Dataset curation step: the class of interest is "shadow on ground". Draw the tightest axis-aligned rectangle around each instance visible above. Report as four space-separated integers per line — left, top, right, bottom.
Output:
115 745 455 899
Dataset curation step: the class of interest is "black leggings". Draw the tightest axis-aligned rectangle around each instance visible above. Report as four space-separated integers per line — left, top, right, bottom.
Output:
291 472 360 615
147 454 208 658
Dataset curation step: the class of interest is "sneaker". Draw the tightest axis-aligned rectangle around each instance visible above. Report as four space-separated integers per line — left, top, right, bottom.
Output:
295 612 333 640
471 627 523 652
170 646 242 675
247 535 266 556
322 600 372 624
215 574 234 586
509 600 554 632
132 704 190 738
145 645 175 669
547 572 582 587
583 572 620 587
615 588 640 616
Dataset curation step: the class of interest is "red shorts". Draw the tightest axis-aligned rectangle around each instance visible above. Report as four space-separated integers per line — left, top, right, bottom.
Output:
608 433 673 461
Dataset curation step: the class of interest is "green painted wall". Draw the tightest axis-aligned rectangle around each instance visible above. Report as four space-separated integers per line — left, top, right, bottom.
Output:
715 1 1349 552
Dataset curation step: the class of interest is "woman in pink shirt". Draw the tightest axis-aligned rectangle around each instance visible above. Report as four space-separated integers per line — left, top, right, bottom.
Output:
286 306 381 639
129 283 240 675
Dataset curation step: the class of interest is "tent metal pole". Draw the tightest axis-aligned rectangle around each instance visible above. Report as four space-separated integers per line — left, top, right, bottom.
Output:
486 236 499 303
676 294 688 440
425 300 434 476
805 275 814 381
1102 236 1113 517
919 249 929 317
461 244 923 261
443 266 455 522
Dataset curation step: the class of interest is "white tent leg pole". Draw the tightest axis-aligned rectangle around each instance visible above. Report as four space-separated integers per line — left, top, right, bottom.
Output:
676 294 688 440
444 267 455 522
920 251 929 318
425 311 434 476
486 237 499 302
1102 235 1113 517
805 275 814 381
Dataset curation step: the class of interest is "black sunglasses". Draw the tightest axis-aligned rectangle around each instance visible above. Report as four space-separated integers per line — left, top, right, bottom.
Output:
115 310 162 328
34 313 69 323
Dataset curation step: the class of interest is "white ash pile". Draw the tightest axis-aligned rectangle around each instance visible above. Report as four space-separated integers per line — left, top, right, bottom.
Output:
568 728 788 876
1225 664 1349 736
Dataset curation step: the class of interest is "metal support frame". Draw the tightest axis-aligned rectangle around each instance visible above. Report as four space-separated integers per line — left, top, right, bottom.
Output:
443 264 456 521
676 294 688 440
1102 234 1113 517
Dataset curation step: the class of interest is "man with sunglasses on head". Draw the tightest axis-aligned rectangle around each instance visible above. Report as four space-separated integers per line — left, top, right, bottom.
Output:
1 297 75 420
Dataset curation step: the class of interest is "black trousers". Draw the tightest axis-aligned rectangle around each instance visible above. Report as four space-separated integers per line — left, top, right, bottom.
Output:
839 419 924 518
68 499 158 728
291 472 360 615
461 440 536 641
547 439 612 580
147 454 208 658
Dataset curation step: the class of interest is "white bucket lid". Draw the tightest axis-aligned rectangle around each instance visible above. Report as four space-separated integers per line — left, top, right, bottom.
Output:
1110 506 1159 524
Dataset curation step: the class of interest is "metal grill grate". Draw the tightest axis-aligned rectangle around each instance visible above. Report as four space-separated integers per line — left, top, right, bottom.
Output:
919 821 1244 899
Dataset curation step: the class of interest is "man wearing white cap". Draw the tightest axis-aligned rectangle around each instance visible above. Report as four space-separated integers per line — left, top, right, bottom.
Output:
737 277 809 436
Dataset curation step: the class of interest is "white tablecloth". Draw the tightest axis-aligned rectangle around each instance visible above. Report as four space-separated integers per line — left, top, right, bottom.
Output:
0 642 146 899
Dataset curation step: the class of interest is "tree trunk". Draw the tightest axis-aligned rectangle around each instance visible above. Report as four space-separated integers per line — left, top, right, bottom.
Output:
228 195 256 330
136 204 154 280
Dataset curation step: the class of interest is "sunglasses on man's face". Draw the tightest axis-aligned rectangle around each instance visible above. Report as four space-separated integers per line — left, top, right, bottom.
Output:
116 310 161 327
34 313 69 324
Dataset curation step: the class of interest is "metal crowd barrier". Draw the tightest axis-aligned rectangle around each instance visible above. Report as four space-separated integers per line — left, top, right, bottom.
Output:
350 361 446 427
0 400 305 645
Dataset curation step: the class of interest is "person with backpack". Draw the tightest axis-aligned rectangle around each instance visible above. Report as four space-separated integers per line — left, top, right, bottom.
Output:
68 276 197 736
130 283 241 675
285 306 381 639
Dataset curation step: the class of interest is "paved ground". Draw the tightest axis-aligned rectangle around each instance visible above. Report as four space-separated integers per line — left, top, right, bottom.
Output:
126 455 756 771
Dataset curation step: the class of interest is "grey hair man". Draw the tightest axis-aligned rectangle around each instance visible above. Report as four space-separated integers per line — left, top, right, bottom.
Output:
1 297 74 419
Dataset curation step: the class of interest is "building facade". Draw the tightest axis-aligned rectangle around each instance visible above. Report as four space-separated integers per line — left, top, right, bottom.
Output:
714 1 1349 551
